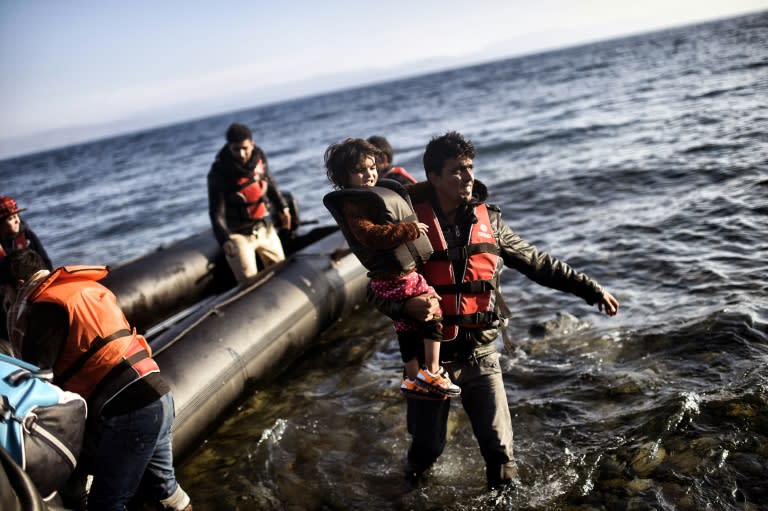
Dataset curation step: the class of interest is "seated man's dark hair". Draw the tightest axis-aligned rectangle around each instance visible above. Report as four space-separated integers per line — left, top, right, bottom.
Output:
366 135 394 165
324 138 383 189
226 123 253 144
423 131 476 176
3 249 46 288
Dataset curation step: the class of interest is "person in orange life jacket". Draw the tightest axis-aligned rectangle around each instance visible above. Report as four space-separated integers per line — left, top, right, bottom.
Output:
323 138 459 399
367 135 418 186
0 196 52 346
369 131 620 491
208 123 292 284
1 249 192 511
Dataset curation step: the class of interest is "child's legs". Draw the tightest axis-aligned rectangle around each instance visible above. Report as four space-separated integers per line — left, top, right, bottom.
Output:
373 274 444 378
423 339 441 374
399 321 443 377
398 331 423 380
404 358 420 381
370 273 441 317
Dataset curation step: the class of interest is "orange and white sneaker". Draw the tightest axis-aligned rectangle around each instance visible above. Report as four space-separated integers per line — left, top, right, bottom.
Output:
416 367 461 397
400 378 448 400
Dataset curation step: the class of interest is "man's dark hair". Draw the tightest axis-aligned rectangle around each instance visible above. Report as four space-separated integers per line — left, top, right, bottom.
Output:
325 138 383 189
2 249 45 287
225 123 253 144
366 135 393 165
423 131 476 176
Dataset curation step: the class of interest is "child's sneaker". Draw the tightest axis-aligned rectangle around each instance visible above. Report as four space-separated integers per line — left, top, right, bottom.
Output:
400 378 448 400
416 367 461 397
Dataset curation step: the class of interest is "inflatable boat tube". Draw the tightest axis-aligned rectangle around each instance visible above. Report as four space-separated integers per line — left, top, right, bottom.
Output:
145 230 367 459
103 225 339 332
101 229 226 332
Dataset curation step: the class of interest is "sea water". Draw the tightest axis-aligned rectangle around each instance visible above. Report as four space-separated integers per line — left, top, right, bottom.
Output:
2 11 766 510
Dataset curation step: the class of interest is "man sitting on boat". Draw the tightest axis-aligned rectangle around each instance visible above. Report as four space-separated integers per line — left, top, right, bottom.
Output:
207 123 292 284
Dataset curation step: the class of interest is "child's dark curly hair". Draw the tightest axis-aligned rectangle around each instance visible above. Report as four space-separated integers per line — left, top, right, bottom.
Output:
324 138 383 189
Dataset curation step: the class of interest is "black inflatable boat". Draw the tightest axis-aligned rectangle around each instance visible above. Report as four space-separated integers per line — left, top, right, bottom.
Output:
103 224 367 459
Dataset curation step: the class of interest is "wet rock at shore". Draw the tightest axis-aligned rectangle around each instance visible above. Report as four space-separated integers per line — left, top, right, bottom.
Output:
528 312 591 338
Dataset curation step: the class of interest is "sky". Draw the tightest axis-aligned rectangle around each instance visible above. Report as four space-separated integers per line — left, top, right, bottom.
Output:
1 0 766 159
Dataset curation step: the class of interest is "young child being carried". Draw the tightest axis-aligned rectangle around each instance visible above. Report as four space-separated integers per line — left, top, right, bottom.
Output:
323 138 460 399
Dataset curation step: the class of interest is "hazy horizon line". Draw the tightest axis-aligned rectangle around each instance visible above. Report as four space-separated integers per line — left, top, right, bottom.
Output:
2 8 762 162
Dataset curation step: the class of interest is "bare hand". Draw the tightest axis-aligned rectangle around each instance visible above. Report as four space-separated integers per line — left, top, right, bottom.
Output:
279 210 292 230
416 222 429 237
598 291 620 316
403 290 442 321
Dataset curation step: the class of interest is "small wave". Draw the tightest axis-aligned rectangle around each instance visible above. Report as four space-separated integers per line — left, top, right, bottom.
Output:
256 418 288 448
574 61 612 73
736 59 768 71
680 142 746 154
637 309 768 358
479 121 634 157
684 84 751 100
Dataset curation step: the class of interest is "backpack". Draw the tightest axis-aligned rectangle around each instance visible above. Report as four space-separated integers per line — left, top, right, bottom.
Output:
0 353 87 499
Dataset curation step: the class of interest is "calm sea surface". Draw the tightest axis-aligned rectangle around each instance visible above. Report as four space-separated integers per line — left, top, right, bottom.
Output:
2 11 767 510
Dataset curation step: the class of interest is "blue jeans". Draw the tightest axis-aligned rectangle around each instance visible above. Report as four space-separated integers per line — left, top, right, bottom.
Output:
87 392 180 511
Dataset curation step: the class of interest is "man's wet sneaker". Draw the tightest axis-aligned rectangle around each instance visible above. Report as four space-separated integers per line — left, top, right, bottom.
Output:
416 367 461 396
400 378 448 400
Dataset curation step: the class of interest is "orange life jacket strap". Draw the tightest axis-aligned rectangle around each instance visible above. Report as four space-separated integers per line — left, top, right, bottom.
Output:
432 279 496 295
430 243 499 261
242 194 266 207
441 311 501 327
86 348 155 417
54 329 133 387
88 348 150 396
